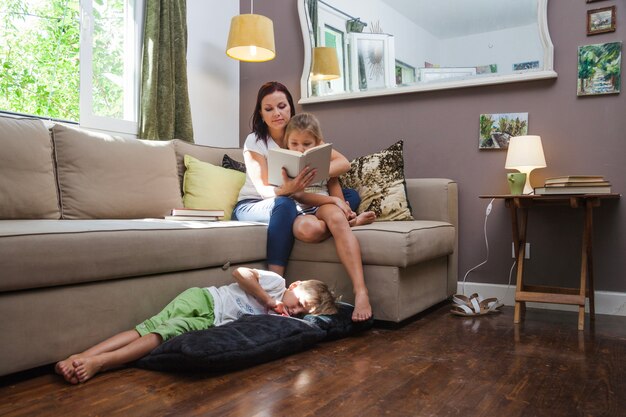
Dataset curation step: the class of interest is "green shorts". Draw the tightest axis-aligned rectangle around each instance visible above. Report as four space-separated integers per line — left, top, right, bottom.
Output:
135 287 215 341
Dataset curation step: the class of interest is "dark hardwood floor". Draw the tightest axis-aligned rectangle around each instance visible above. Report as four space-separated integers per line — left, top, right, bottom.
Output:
2 303 625 417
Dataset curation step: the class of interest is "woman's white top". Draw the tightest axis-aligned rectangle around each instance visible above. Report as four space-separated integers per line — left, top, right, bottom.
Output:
237 133 281 202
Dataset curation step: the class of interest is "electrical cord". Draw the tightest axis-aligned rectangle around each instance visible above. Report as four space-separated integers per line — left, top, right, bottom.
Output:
460 197 517 303
460 198 494 295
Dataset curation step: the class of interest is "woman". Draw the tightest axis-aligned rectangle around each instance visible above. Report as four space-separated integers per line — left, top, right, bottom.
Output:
232 82 360 276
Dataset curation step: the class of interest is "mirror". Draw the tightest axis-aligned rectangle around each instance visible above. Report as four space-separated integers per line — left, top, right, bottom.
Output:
298 0 557 103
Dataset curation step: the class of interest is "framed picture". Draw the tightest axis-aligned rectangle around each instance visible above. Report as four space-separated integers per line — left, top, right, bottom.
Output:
513 60 540 71
479 112 528 150
349 32 395 91
587 6 616 35
586 0 607 3
577 42 622 96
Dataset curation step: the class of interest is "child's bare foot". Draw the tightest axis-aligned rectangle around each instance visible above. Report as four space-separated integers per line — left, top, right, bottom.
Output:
352 292 372 322
73 357 103 384
55 356 80 384
349 211 376 227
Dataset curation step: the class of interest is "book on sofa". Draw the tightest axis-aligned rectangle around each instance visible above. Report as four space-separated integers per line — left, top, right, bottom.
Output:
267 143 332 186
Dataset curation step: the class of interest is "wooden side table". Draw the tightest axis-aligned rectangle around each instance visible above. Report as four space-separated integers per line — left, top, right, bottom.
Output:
480 193 620 330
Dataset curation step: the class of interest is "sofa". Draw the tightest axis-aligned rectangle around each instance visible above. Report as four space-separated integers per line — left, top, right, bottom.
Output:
0 115 458 376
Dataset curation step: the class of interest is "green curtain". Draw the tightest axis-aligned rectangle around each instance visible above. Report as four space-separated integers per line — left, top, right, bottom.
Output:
139 0 194 142
307 0 318 47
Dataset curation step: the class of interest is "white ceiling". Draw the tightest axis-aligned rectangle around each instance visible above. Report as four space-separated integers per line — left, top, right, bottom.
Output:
380 0 538 38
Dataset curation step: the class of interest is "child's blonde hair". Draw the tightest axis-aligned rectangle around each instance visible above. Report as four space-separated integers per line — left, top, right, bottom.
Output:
298 279 338 315
284 113 324 145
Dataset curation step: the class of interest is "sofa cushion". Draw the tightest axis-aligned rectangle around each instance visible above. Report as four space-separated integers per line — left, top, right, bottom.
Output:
222 153 246 172
182 155 245 221
52 124 182 219
291 220 455 267
0 219 267 292
340 140 413 221
0 116 60 219
173 140 243 187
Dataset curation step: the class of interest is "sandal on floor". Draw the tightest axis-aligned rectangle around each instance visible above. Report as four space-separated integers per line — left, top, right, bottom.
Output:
450 293 503 316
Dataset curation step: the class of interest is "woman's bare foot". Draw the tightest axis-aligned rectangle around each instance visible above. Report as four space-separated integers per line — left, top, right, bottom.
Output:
73 357 103 384
349 211 376 227
55 356 80 384
352 292 372 322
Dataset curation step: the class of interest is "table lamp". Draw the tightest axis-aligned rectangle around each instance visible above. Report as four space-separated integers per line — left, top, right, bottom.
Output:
505 135 547 194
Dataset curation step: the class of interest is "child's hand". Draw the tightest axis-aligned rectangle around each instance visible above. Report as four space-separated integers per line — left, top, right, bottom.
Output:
271 301 290 317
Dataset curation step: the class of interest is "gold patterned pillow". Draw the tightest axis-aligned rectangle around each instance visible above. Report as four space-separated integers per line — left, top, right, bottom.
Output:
340 141 413 221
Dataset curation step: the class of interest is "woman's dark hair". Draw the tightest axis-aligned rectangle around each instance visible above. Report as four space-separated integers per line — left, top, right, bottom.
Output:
251 81 296 141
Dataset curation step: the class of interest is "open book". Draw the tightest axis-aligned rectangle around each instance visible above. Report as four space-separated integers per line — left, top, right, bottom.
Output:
267 143 332 186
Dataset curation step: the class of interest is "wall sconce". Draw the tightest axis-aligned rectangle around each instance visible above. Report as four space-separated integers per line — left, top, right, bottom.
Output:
311 47 340 81
505 135 547 194
226 0 275 62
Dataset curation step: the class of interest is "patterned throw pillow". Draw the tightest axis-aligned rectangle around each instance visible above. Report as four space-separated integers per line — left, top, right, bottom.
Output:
222 154 246 173
340 140 413 221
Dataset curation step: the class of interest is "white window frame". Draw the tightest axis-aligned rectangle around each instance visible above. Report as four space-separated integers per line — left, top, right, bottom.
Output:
79 0 144 136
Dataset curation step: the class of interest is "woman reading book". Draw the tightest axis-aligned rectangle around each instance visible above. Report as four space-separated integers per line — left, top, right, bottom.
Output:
231 82 370 321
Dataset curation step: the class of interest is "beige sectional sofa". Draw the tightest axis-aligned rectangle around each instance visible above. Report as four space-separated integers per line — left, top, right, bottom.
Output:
0 115 458 376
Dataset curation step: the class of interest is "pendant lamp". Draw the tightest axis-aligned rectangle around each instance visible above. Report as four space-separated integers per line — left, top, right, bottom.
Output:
226 0 275 62
311 47 340 81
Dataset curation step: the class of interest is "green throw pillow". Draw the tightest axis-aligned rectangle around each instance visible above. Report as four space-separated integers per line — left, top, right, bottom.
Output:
183 155 246 220
340 140 413 221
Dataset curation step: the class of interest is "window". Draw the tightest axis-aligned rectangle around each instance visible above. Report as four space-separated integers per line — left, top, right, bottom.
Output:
0 0 143 135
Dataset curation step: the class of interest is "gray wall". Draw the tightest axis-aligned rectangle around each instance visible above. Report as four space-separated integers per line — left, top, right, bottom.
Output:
239 0 625 292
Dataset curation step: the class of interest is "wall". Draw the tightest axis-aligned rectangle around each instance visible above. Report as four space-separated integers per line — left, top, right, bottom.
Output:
187 0 239 147
240 0 625 293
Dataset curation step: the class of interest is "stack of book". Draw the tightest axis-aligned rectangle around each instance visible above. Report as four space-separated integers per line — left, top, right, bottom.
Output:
163 208 224 221
534 175 611 195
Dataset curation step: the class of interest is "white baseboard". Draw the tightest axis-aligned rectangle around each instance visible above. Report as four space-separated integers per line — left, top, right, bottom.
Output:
457 281 626 316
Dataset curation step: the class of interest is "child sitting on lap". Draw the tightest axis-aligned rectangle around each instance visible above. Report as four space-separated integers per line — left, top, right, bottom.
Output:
285 113 375 322
55 267 337 384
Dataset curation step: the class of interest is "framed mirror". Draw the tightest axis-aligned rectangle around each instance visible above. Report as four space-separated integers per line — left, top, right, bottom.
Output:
298 0 557 103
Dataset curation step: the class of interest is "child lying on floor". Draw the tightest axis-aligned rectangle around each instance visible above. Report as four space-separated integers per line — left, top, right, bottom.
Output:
55 267 337 384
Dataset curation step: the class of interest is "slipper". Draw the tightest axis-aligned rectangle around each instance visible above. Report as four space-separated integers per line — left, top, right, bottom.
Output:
450 293 503 316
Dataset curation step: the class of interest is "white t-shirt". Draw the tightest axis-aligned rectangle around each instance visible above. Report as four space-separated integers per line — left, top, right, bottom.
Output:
207 269 286 326
237 132 281 201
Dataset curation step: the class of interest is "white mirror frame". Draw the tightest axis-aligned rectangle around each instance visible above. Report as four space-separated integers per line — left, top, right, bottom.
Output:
298 0 557 104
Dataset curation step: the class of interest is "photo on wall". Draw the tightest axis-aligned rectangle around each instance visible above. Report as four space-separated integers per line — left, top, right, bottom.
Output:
577 41 622 96
479 112 528 149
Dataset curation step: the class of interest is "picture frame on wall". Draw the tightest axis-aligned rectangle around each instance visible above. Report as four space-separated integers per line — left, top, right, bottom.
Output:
586 0 607 3
587 6 616 35
478 113 529 150
349 32 395 92
577 41 622 96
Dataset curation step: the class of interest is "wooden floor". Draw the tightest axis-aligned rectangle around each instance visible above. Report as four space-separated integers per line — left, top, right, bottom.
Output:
2 303 625 417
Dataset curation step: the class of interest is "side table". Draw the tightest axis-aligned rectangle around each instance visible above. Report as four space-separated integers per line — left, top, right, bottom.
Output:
480 193 620 330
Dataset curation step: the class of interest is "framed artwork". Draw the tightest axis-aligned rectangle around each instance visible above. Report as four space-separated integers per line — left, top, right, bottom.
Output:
587 6 616 35
349 32 395 91
586 0 607 3
479 113 528 150
577 42 622 96
513 60 540 71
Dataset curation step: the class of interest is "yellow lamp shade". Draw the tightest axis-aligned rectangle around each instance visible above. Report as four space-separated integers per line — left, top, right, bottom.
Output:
311 47 340 81
226 14 275 62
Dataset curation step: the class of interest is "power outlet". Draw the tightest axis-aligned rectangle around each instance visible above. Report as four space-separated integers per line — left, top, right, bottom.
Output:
512 242 531 259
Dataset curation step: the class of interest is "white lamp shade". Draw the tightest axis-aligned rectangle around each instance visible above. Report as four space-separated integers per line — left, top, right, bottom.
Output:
311 47 340 81
505 135 547 194
505 135 546 171
226 14 275 62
